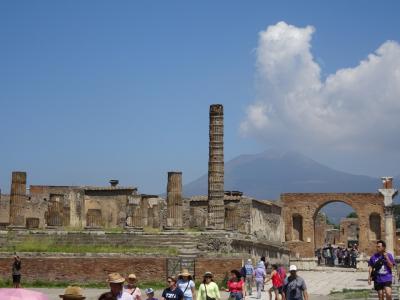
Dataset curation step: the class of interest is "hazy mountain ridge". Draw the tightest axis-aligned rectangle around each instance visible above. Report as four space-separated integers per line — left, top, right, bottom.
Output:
183 150 387 224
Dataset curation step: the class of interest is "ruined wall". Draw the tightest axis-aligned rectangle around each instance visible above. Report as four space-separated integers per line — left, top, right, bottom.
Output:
29 186 84 229
84 190 129 228
325 229 340 245
250 200 283 242
339 218 359 246
314 213 332 249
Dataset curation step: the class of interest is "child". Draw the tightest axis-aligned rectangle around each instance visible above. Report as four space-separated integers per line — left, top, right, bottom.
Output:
145 288 159 300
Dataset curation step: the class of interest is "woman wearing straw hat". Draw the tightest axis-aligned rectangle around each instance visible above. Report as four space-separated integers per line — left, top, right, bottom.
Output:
107 272 133 300
59 286 86 300
196 272 220 300
124 273 142 300
177 269 196 300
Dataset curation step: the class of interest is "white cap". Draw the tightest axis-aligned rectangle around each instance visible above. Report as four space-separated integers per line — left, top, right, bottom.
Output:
247 259 252 263
289 265 297 271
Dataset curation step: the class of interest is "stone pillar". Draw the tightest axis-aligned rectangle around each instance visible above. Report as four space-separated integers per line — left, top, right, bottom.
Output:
166 171 183 229
208 104 225 229
9 171 27 227
378 177 397 255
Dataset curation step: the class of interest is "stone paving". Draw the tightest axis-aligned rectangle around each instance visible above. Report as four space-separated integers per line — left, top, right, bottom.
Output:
26 270 373 300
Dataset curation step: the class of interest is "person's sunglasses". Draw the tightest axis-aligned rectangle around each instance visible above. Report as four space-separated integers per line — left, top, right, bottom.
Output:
167 280 172 283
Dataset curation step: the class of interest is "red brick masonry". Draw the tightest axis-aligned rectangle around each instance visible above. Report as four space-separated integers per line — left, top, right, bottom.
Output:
0 256 242 283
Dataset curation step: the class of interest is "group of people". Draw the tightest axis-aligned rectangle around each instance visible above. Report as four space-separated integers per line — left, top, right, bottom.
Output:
238 258 308 300
55 260 309 300
315 244 359 268
10 240 398 300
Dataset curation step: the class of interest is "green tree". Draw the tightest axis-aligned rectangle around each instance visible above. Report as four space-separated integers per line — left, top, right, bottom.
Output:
346 212 358 218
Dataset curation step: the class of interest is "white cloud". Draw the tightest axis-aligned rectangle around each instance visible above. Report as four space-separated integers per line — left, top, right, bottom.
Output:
241 21 400 155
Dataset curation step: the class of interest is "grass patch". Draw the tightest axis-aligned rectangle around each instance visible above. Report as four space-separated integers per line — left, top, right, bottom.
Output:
330 288 371 299
143 227 161 234
0 237 178 255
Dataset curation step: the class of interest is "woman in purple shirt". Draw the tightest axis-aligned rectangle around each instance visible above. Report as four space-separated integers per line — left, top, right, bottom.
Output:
368 240 395 300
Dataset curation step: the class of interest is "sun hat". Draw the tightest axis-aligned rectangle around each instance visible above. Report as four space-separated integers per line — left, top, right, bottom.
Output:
179 269 191 277
289 265 297 271
107 272 125 284
59 286 86 299
128 274 137 280
204 271 213 277
145 288 155 295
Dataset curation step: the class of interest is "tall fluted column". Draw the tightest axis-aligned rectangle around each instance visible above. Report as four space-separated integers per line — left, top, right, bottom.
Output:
208 104 225 229
166 171 183 229
9 171 27 227
378 177 397 255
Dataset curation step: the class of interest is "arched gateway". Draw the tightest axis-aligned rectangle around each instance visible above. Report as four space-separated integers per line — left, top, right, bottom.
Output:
281 193 385 257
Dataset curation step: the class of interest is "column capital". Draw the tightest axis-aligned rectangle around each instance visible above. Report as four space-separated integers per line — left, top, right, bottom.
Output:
378 188 398 206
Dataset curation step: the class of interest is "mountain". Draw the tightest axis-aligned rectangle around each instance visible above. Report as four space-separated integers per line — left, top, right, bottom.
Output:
184 150 379 199
183 150 382 223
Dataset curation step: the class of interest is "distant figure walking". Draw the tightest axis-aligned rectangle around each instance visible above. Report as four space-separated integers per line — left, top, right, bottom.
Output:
243 259 254 296
368 240 395 300
12 254 21 288
162 276 184 300
177 269 196 300
124 274 142 300
282 265 308 300
197 272 220 300
107 273 133 300
254 262 266 299
265 265 283 300
226 269 245 300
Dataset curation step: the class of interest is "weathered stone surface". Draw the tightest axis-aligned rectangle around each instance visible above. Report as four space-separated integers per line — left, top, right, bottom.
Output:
282 193 386 257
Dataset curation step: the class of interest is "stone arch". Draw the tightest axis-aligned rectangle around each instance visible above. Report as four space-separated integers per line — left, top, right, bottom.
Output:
282 193 385 258
369 213 381 241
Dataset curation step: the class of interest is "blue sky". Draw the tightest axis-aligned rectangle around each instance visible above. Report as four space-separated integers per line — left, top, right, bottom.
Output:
1 1 400 194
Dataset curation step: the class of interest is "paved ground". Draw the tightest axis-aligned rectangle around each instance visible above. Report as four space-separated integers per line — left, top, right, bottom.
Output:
27 270 371 300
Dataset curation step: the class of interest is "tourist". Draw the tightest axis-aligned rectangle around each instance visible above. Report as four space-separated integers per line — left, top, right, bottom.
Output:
99 292 117 300
368 240 395 300
197 272 220 300
350 245 358 269
12 254 21 288
265 264 283 300
226 269 245 300
243 259 254 296
124 273 142 300
177 269 196 300
107 273 133 300
162 276 184 300
260 256 268 291
60 286 86 299
254 262 266 299
282 265 308 300
145 288 158 300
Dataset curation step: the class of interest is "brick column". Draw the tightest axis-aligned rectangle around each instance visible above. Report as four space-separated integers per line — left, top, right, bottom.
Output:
208 104 225 229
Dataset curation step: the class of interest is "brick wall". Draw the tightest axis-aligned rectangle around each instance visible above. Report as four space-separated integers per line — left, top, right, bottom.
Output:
0 257 167 283
0 256 244 284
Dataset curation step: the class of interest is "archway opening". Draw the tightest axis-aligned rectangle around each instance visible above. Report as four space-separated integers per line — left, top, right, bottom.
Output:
314 201 359 268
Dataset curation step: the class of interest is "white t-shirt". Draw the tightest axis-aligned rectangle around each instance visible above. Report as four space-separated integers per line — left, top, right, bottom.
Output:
117 291 134 300
177 279 195 298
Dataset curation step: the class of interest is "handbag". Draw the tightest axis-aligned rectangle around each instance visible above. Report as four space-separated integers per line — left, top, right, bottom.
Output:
204 283 216 300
